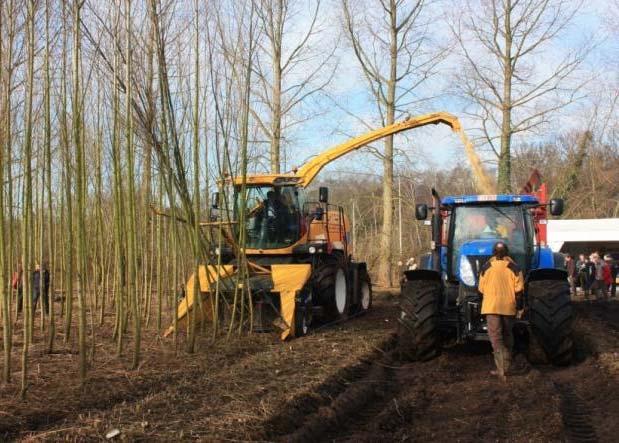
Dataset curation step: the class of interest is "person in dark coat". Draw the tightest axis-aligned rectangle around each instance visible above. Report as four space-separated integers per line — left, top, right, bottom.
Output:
32 262 50 315
577 254 595 300
606 255 618 298
565 254 576 296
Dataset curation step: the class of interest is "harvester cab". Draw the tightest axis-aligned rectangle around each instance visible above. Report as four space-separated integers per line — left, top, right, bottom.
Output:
400 173 573 365
167 112 467 340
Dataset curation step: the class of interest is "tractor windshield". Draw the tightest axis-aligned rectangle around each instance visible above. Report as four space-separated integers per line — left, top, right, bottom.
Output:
235 185 303 249
451 204 529 274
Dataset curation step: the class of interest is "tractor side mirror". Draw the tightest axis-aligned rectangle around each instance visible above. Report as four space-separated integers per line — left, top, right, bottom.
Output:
415 204 428 220
319 187 329 203
549 198 564 216
211 192 220 209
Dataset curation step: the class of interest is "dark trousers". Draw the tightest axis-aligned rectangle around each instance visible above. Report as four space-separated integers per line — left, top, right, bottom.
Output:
16 288 23 312
578 273 591 296
486 314 515 352
591 280 607 300
568 276 576 295
32 289 49 315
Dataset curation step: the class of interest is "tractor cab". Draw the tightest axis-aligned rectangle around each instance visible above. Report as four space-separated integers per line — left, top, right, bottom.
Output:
442 195 539 287
415 194 564 289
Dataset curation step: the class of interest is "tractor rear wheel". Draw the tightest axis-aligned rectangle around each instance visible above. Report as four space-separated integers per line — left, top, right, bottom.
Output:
398 279 440 361
528 279 573 366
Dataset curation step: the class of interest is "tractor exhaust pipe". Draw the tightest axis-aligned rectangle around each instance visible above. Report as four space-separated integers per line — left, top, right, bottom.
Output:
431 188 442 273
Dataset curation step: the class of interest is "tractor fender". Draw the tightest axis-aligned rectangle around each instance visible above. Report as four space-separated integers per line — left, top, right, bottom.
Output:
403 269 441 282
526 268 568 283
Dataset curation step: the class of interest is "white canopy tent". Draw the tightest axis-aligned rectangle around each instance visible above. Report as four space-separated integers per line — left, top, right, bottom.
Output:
547 218 619 253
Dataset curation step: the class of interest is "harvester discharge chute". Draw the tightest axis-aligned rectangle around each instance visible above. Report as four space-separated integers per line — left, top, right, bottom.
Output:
166 112 466 339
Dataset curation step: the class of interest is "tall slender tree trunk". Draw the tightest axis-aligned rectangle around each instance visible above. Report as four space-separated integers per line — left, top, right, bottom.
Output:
377 2 398 287
20 0 36 398
72 0 87 382
0 2 10 383
111 11 126 355
498 0 513 193
269 0 283 173
5 0 15 329
188 0 202 353
61 1 74 344
125 0 141 369
44 0 55 353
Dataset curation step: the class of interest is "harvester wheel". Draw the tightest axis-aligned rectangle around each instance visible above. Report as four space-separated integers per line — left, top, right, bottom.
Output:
358 270 372 313
398 279 440 361
329 265 349 319
528 279 573 366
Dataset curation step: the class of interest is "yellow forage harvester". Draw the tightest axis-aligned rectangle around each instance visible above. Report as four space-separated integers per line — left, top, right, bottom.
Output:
166 112 478 340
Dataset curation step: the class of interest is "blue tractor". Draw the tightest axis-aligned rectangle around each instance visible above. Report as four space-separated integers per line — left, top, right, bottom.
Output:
399 189 573 365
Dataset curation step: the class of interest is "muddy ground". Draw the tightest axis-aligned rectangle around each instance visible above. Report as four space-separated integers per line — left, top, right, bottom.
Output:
1 292 618 442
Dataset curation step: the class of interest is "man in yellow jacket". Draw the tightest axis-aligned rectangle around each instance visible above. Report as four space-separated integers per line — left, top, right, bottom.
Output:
478 242 524 381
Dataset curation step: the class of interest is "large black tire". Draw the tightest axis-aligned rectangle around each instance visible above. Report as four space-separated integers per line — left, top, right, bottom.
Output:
398 279 440 361
353 269 372 314
528 279 573 366
324 263 349 320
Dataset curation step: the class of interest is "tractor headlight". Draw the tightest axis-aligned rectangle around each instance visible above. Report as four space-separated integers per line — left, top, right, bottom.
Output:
459 256 476 286
309 246 316 254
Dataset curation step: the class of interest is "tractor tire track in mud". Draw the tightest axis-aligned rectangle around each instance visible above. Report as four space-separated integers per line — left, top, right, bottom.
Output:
261 334 398 442
265 301 619 442
554 382 598 442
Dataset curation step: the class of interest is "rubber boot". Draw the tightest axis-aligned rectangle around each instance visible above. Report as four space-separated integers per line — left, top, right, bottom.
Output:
492 348 506 382
503 346 512 376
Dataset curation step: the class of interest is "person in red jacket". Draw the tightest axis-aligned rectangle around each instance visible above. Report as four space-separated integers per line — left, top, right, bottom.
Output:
603 255 613 299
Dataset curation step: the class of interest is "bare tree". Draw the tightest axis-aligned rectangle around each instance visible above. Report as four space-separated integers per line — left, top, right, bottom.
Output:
253 0 335 173
342 0 444 286
450 0 588 192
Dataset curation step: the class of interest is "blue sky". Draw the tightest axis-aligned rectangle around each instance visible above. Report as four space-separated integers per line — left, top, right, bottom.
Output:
274 0 617 182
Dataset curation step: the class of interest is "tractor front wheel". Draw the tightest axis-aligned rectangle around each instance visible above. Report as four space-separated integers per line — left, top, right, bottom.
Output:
528 279 573 366
398 279 440 361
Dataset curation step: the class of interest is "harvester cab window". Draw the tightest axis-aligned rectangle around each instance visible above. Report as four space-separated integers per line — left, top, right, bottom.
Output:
238 185 302 249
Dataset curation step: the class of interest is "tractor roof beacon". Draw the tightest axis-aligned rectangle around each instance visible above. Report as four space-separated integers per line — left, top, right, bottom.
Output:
400 178 573 366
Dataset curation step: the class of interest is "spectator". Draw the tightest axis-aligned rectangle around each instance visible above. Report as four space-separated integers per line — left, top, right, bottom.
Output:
32 262 51 315
577 254 594 299
590 253 607 301
406 257 417 271
603 255 615 298
12 264 23 313
606 255 618 298
565 254 576 296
